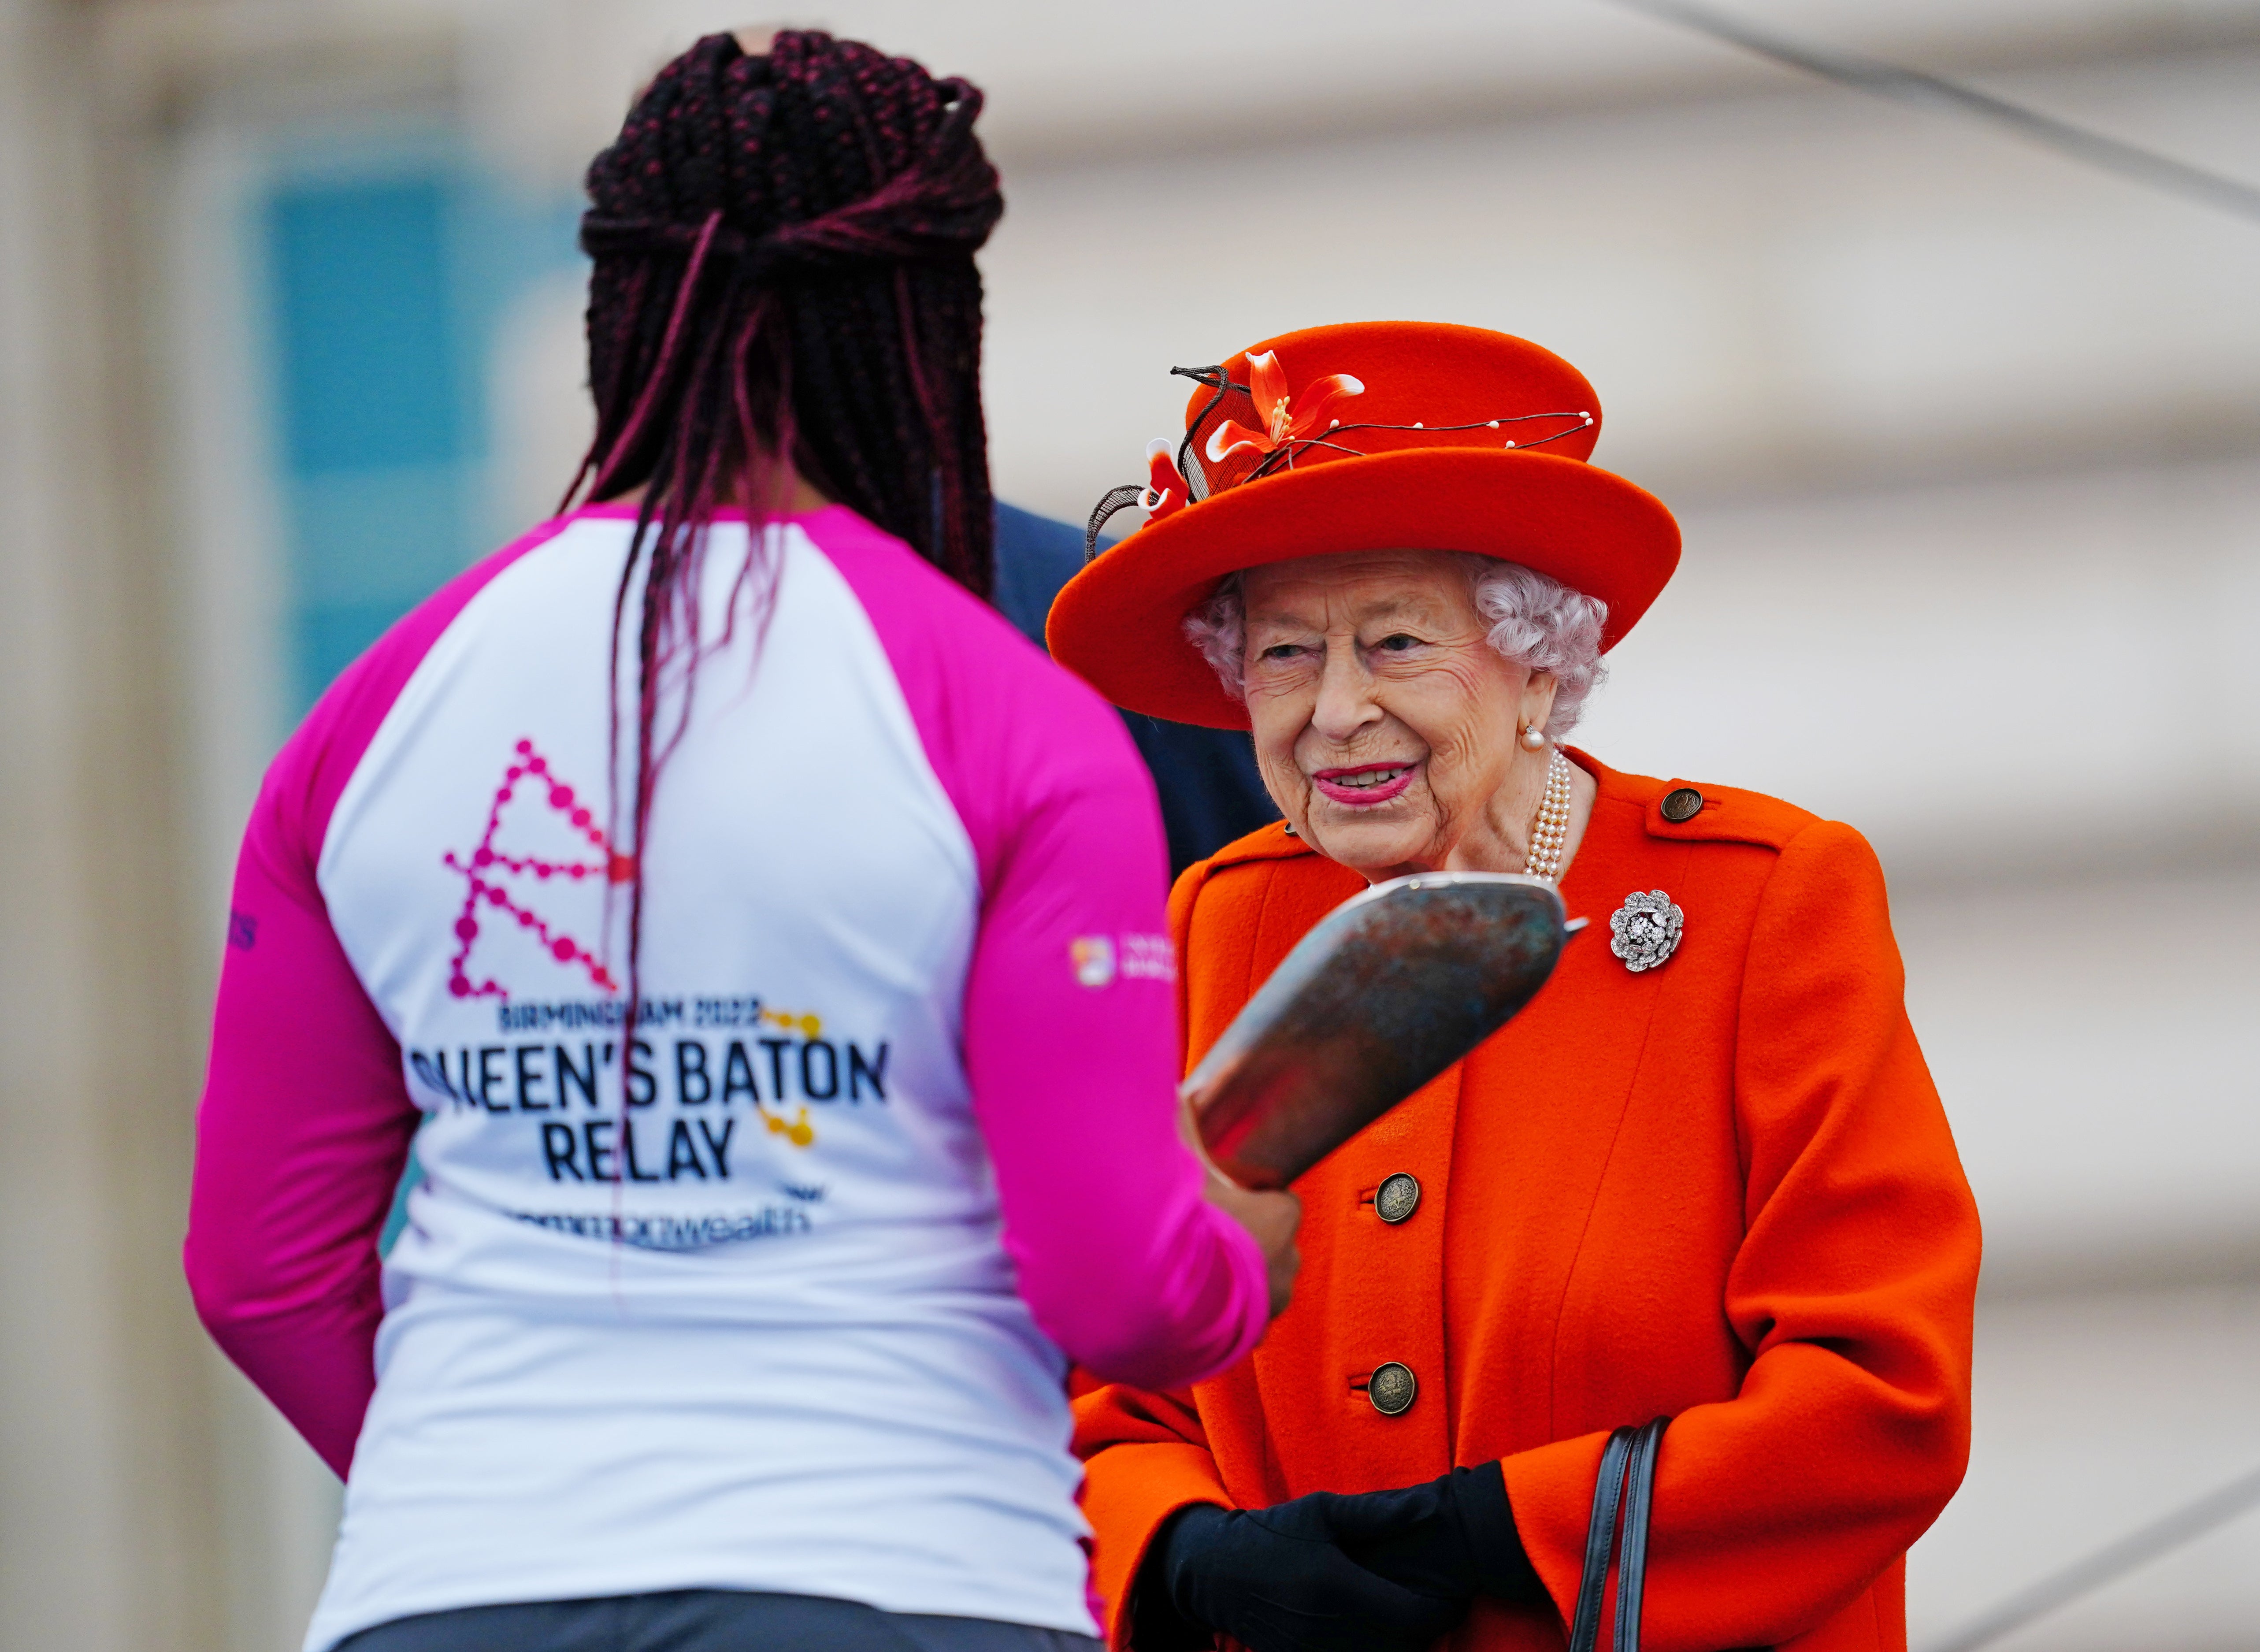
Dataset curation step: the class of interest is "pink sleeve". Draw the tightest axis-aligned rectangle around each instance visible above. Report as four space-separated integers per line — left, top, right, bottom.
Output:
961 704 1268 1387
186 774 416 1478
183 516 571 1476
809 511 1269 1388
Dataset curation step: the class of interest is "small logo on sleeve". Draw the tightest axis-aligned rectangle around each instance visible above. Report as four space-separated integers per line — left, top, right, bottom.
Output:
1070 936 1117 988
1069 934 1176 988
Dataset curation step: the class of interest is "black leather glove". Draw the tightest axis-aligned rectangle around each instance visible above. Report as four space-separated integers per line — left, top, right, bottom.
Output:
1343 1462 1545 1609
1136 1487 1468 1652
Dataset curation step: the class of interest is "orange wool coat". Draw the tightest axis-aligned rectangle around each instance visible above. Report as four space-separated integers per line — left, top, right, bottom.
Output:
1073 754 1981 1652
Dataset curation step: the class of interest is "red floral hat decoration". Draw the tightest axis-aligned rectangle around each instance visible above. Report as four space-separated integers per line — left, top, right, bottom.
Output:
1046 320 1681 730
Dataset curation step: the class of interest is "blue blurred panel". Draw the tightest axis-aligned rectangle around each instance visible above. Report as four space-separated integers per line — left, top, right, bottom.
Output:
260 152 585 713
288 464 475 703
268 179 463 473
288 464 471 607
296 600 420 705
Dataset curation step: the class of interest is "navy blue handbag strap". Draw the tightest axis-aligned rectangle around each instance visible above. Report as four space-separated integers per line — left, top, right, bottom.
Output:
1566 1417 1671 1652
1614 1418 1670 1652
1566 1427 1635 1652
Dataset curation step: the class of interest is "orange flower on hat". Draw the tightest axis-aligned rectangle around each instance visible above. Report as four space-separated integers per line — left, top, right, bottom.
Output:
1139 439 1188 523
1204 349 1365 467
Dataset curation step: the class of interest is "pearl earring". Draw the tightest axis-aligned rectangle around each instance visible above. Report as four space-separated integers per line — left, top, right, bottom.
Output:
1520 725 1547 751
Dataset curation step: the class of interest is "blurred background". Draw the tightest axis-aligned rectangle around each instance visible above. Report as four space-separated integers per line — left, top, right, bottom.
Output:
2 1 2256 1648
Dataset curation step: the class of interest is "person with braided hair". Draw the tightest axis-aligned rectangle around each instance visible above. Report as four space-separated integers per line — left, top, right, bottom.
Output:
185 30 1297 1652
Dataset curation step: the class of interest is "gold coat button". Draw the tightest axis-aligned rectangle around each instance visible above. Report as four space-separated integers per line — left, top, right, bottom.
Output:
1366 1362 1418 1416
1661 787 1703 823
1374 1173 1421 1225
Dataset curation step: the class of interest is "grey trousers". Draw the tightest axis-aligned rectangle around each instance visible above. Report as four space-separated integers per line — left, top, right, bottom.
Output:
333 1589 1103 1652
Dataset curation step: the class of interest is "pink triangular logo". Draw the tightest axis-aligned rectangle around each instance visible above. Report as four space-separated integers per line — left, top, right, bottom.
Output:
443 738 622 1002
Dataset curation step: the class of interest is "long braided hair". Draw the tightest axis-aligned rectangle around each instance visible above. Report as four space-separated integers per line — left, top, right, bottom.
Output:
565 30 1002 1034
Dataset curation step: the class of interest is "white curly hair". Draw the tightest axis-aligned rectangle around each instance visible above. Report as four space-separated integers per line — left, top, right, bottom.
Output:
1181 553 1610 738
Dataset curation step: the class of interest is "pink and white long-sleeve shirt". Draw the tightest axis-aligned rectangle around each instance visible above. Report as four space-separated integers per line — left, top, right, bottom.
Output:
185 504 1268 1651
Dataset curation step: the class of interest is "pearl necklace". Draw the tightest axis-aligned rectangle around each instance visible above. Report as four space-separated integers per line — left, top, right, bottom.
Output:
1524 748 1574 883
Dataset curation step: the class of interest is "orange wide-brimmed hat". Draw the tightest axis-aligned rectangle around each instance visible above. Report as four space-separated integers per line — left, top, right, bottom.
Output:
1045 320 1681 730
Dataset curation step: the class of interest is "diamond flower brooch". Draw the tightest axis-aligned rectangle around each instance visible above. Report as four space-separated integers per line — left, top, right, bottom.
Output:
1609 890 1685 973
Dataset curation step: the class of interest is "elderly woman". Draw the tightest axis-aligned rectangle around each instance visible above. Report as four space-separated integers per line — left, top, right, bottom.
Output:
1051 323 1981 1652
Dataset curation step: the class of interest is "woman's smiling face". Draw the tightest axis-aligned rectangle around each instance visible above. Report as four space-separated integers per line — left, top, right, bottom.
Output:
1240 549 1554 880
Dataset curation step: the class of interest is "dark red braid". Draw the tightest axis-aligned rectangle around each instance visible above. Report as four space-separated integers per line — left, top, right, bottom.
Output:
565 30 1001 1068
